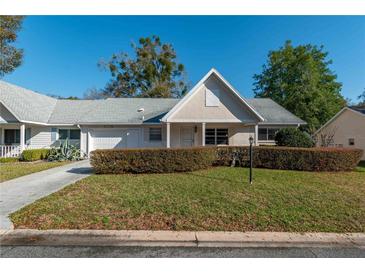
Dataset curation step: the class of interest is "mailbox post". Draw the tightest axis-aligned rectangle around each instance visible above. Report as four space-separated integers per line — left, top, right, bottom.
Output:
249 136 254 184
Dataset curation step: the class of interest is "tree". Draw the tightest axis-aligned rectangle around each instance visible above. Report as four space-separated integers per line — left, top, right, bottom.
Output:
254 41 346 133
83 87 106 100
0 16 25 77
100 35 187 98
355 89 365 108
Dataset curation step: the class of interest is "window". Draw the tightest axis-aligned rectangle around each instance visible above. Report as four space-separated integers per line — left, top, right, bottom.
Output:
70 129 81 140
58 129 80 140
149 127 162 141
4 129 20 144
205 128 228 145
205 129 216 145
258 128 267 141
258 128 278 141
349 138 355 146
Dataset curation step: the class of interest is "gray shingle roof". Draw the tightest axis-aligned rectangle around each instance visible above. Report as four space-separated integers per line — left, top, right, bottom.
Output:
0 81 57 123
0 80 306 125
246 98 306 125
350 106 365 115
74 98 179 124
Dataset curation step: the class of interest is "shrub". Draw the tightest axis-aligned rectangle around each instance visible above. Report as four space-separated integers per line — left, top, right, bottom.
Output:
91 147 216 174
275 128 314 148
91 146 363 174
21 149 51 161
0 157 19 163
48 139 83 162
216 146 363 172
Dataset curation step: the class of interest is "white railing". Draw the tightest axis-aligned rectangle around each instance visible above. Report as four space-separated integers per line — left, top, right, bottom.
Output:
0 145 21 158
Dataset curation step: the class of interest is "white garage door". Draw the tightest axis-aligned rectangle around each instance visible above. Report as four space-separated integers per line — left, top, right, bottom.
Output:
90 128 140 151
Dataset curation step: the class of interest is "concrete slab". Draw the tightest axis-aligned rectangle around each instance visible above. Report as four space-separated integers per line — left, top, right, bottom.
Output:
195 231 359 248
0 229 197 247
0 160 92 229
1 229 364 249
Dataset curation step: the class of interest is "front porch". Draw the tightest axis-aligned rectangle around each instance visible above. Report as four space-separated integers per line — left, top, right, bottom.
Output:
164 122 259 148
0 124 26 158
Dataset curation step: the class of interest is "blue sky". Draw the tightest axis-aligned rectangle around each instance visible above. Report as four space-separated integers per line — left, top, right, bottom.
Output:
3 16 365 102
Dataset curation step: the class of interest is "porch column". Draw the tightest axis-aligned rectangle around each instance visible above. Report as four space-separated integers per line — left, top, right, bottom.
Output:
254 124 258 146
20 123 25 151
166 122 171 148
202 122 206 146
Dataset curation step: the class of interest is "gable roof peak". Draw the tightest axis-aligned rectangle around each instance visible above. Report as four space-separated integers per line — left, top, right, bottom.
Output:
161 68 265 122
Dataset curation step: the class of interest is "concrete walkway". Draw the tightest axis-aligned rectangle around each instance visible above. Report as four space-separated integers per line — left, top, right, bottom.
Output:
0 160 93 229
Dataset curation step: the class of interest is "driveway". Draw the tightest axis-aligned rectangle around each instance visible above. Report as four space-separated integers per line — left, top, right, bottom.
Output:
0 160 92 229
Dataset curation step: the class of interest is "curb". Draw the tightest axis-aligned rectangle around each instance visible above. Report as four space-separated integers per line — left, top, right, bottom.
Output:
1 229 365 248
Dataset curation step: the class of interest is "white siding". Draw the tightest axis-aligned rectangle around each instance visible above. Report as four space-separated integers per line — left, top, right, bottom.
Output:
28 126 53 149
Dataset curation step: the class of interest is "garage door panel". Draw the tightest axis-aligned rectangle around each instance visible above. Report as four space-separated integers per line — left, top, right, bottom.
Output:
90 128 140 151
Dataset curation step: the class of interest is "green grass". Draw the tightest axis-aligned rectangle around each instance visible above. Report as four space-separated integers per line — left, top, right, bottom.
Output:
11 166 365 232
0 161 69 182
356 161 365 172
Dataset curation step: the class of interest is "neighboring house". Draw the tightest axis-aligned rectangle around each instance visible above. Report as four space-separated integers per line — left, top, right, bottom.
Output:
314 106 365 160
0 68 305 157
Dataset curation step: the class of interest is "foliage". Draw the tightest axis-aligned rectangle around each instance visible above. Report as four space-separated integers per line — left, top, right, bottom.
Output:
0 16 25 77
48 139 83 162
275 128 314 147
0 157 19 163
91 147 216 174
83 87 106 99
314 126 338 147
254 40 346 133
100 35 187 98
91 146 362 173
215 146 362 172
354 89 365 108
10 167 365 232
21 149 50 162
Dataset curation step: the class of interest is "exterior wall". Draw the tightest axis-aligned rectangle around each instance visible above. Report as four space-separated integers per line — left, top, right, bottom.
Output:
0 103 18 124
28 126 53 148
315 109 365 160
169 74 258 123
229 125 255 146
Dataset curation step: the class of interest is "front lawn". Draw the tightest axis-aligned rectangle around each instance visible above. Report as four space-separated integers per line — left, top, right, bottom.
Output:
357 161 365 172
10 167 365 232
0 161 69 182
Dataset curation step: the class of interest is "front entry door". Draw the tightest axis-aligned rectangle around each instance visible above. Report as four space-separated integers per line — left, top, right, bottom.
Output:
181 127 194 147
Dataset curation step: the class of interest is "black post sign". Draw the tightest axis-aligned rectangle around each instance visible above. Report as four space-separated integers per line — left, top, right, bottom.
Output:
249 136 253 184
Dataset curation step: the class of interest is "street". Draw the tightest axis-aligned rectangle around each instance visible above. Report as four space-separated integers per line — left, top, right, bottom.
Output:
1 245 364 258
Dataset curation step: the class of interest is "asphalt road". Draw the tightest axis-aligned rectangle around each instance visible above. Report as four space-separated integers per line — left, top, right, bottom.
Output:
1 246 364 258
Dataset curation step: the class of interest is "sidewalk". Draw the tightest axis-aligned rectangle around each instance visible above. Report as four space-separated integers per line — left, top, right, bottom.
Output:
0 160 92 229
1 229 364 248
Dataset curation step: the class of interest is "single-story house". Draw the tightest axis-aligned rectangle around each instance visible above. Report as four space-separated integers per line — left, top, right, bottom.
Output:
314 106 365 160
0 68 306 157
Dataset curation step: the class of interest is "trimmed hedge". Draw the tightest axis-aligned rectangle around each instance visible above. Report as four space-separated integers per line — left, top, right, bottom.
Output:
0 157 19 163
215 146 363 172
91 147 216 174
91 146 363 174
21 149 51 162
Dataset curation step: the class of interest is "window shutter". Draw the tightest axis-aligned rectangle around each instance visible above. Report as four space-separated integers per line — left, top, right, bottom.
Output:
51 128 57 142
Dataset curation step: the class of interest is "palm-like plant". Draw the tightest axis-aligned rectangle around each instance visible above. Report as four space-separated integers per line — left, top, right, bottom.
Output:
48 138 84 161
